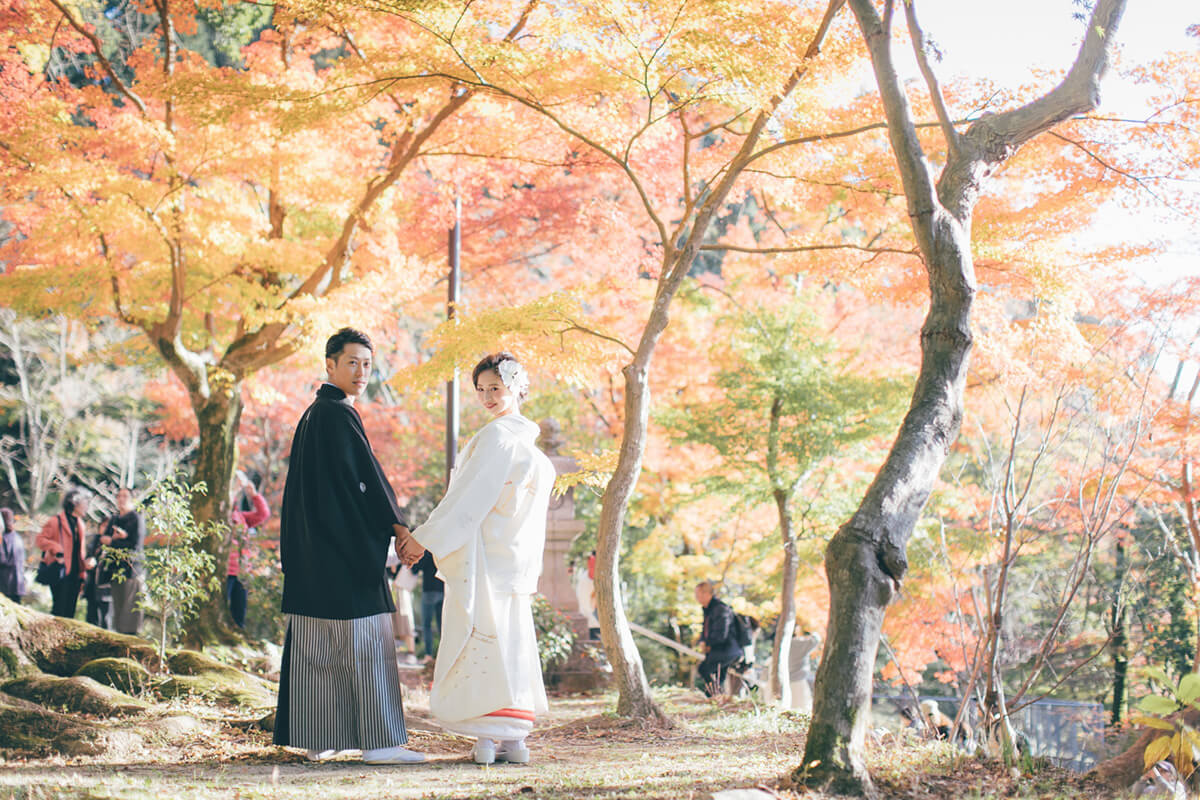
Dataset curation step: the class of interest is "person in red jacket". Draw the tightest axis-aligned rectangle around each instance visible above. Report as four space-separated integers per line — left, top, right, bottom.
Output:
226 471 270 629
35 488 91 618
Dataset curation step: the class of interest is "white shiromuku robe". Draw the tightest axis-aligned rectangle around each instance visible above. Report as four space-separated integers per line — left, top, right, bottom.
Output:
413 413 555 741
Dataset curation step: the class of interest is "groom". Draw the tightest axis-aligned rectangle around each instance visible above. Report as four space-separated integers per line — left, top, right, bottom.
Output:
273 327 426 764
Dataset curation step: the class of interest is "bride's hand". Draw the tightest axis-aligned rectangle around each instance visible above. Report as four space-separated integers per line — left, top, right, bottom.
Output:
393 525 424 565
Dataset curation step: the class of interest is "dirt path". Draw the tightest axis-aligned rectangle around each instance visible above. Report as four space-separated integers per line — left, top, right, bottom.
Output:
0 689 1115 800
0 690 809 800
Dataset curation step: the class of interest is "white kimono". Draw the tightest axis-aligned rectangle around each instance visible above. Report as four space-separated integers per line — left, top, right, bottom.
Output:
413 414 555 741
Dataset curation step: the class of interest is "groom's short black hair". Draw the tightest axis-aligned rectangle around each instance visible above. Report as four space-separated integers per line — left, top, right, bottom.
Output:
325 327 373 361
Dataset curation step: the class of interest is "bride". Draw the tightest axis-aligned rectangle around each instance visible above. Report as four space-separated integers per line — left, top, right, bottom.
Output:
413 352 556 764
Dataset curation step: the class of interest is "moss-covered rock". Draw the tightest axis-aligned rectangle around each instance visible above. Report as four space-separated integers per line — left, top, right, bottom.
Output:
0 690 102 754
75 657 152 696
165 649 233 676
0 644 21 679
3 674 148 716
5 601 159 676
154 649 275 709
155 673 275 709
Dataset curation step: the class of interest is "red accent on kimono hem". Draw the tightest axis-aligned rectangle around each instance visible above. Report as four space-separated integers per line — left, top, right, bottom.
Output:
487 708 536 721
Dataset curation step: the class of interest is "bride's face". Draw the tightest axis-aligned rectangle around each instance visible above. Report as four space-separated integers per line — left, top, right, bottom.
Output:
475 369 517 418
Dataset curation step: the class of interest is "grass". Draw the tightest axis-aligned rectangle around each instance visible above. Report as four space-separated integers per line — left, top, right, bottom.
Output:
0 687 1121 800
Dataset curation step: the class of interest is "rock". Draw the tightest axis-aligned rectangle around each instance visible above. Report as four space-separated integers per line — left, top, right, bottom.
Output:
258 710 276 732
153 650 276 709
3 601 159 677
143 713 210 739
74 657 152 696
0 690 102 754
2 674 147 716
51 729 105 756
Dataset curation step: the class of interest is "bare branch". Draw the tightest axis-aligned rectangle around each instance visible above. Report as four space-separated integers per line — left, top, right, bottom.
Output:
699 242 916 257
902 0 961 158
46 0 149 115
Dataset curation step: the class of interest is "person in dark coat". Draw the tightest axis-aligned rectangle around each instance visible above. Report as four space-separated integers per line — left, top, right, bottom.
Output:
273 327 426 766
83 525 113 629
0 507 26 603
413 550 444 658
101 487 145 635
695 580 743 697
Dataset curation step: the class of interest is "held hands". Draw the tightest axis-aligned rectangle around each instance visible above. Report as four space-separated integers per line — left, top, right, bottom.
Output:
392 524 424 566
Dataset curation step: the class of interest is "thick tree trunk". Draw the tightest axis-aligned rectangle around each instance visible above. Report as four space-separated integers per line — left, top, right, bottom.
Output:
184 380 243 647
795 0 1126 794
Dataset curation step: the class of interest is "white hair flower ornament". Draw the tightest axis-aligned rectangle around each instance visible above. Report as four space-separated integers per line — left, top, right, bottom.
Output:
497 359 530 398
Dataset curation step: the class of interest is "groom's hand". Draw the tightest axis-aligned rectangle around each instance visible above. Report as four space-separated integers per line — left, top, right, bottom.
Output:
393 524 424 566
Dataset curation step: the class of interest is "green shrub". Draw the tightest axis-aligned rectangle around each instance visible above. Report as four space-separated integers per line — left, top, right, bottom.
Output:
533 594 577 672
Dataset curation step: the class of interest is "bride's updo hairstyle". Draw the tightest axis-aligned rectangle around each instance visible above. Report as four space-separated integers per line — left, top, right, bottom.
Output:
472 352 530 401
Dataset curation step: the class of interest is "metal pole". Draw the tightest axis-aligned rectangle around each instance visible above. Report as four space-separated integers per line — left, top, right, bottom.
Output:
445 196 461 488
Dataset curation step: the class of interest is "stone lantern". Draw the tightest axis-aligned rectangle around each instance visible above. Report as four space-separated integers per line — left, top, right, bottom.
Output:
536 418 586 613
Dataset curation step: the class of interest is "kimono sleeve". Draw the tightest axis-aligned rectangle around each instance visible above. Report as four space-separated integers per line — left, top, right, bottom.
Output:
341 409 407 535
413 425 513 560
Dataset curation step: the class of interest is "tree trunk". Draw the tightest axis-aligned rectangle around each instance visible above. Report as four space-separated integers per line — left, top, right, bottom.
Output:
981 508 1019 762
799 169 975 798
594 360 667 722
184 379 244 647
1110 536 1128 726
767 395 797 706
1093 708 1200 790
795 0 1127 793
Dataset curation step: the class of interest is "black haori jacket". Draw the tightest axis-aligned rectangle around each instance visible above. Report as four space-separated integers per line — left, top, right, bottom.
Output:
279 383 409 619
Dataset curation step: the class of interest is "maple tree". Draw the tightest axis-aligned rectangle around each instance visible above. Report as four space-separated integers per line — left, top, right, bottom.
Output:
662 289 907 704
359 0 931 721
0 0 546 640
790 0 1141 792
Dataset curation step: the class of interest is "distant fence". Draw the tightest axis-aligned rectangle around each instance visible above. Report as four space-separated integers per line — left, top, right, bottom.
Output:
874 694 1112 772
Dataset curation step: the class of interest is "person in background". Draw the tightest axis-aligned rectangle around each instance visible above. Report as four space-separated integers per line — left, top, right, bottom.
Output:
572 551 600 640
413 550 443 659
101 487 145 635
36 488 91 619
227 471 269 629
0 507 26 604
695 580 742 698
83 524 112 629
392 562 419 663
788 627 821 714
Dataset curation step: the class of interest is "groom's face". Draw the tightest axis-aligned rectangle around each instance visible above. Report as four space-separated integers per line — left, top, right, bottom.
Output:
326 343 373 398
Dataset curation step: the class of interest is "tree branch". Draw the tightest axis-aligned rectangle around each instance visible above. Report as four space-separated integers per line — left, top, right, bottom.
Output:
903 0 960 158
699 242 915 256
46 0 149 115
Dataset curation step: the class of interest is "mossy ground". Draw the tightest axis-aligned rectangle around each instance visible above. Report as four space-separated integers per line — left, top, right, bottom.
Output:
0 688 1119 800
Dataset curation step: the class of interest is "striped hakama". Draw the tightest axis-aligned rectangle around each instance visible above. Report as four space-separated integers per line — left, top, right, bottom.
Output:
273 612 408 751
